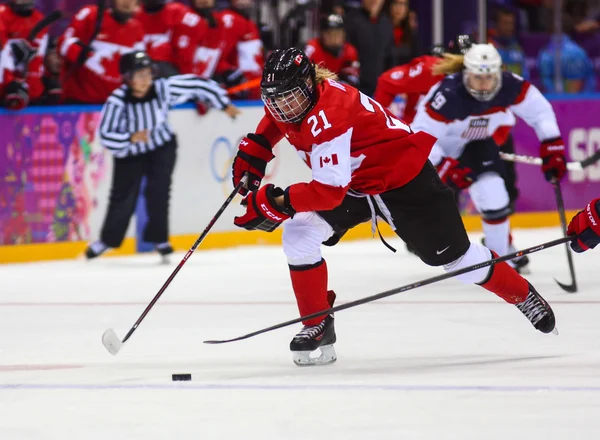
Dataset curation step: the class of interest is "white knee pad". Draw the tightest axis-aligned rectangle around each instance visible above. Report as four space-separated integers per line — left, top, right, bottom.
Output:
283 212 335 266
444 242 493 284
469 172 510 214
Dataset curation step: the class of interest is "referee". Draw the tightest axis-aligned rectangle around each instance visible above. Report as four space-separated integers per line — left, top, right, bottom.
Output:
85 50 240 260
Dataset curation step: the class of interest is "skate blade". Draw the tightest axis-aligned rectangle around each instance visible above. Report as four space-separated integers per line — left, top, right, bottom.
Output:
293 344 337 367
552 327 559 335
159 255 170 265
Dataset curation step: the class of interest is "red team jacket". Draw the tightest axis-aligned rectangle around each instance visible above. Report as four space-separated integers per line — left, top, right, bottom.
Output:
0 5 48 101
192 8 263 98
304 38 359 79
374 55 443 124
136 3 205 74
59 6 144 103
254 79 436 213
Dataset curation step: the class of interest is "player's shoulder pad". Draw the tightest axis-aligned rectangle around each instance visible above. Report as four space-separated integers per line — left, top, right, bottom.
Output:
500 71 530 105
423 74 464 122
74 5 98 22
299 79 353 144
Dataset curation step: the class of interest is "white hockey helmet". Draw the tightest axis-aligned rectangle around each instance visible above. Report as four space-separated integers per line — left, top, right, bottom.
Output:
462 43 503 102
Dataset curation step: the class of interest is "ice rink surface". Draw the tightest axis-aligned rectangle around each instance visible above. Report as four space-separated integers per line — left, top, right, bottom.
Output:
1 227 600 440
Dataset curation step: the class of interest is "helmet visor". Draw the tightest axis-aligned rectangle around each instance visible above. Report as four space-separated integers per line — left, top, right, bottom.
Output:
262 81 314 123
463 71 502 102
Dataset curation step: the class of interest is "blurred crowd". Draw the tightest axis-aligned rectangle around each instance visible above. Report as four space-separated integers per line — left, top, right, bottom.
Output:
0 0 599 111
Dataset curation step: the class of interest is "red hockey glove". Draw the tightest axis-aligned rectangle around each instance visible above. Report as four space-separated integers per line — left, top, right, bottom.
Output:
234 184 294 232
232 133 274 196
195 98 211 116
4 80 29 110
567 198 600 252
436 158 474 190
540 139 567 182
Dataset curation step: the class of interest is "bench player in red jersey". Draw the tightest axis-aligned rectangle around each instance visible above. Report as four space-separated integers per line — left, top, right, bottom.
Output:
230 48 557 366
374 35 472 124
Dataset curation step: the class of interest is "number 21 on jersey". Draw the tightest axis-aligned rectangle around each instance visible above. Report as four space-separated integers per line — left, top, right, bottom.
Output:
306 86 411 138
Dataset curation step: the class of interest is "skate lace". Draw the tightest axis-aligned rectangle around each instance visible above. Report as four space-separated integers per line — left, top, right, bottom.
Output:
516 292 545 325
296 321 327 339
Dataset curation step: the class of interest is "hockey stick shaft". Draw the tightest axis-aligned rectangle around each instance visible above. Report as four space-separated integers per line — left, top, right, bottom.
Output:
500 151 600 171
552 180 578 292
28 10 62 41
226 77 261 95
204 235 575 344
120 176 248 345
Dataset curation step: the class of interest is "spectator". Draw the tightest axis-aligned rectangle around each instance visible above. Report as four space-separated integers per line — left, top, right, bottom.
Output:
136 0 205 78
0 0 50 109
389 0 419 66
304 14 360 88
190 0 264 99
344 0 394 96
538 22 596 93
489 5 529 79
58 0 144 104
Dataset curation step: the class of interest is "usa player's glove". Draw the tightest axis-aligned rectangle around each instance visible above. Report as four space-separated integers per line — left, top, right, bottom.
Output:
232 133 274 196
436 158 475 191
540 138 567 182
567 198 600 253
234 184 294 232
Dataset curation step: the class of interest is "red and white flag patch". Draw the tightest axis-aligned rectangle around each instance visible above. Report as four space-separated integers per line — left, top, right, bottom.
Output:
319 154 339 168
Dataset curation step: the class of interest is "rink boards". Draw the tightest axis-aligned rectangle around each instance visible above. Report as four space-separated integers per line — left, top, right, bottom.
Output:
0 97 598 263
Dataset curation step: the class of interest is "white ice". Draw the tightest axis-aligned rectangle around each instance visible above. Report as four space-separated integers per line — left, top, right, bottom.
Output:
1 227 600 440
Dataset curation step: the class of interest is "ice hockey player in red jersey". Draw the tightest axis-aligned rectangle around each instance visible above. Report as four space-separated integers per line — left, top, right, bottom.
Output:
411 43 567 273
231 48 557 366
136 0 205 77
0 0 50 109
58 0 145 104
568 198 600 252
190 0 263 98
374 35 472 124
304 14 360 88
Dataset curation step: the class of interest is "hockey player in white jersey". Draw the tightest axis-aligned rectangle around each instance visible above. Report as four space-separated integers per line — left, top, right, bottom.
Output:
411 43 567 269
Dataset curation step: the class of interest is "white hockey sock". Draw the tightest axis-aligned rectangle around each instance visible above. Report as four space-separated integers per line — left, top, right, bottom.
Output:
482 218 510 258
444 242 493 284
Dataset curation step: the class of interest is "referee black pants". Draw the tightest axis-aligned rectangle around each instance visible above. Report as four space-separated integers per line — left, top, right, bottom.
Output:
100 140 177 248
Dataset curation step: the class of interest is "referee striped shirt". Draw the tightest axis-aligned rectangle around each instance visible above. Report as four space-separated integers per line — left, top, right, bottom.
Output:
98 75 231 158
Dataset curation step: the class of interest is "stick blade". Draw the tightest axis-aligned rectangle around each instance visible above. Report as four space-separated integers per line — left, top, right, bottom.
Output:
102 328 123 355
554 278 578 293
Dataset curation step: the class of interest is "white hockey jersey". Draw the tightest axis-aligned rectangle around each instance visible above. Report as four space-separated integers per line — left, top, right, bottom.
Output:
411 71 562 165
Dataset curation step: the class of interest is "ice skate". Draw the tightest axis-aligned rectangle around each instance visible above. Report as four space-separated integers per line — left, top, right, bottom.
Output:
290 314 337 366
156 243 173 264
516 283 557 334
85 241 108 260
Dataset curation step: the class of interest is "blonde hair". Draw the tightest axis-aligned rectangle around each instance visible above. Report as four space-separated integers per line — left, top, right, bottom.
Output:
432 53 465 76
314 64 338 84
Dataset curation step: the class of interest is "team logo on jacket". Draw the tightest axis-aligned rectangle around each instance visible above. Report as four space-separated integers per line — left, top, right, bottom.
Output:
319 154 338 168
461 118 489 140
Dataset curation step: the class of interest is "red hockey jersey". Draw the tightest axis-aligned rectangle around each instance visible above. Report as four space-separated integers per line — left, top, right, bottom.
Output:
59 6 144 103
136 3 206 74
374 55 443 124
192 9 263 81
0 5 48 101
254 79 436 213
304 38 359 78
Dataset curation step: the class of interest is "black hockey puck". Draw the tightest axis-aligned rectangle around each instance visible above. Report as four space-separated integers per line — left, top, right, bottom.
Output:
172 373 192 381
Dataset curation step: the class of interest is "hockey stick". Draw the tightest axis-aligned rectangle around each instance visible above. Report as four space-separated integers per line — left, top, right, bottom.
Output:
102 175 248 355
499 151 600 171
552 180 578 293
226 77 261 95
205 235 576 344
28 10 63 42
